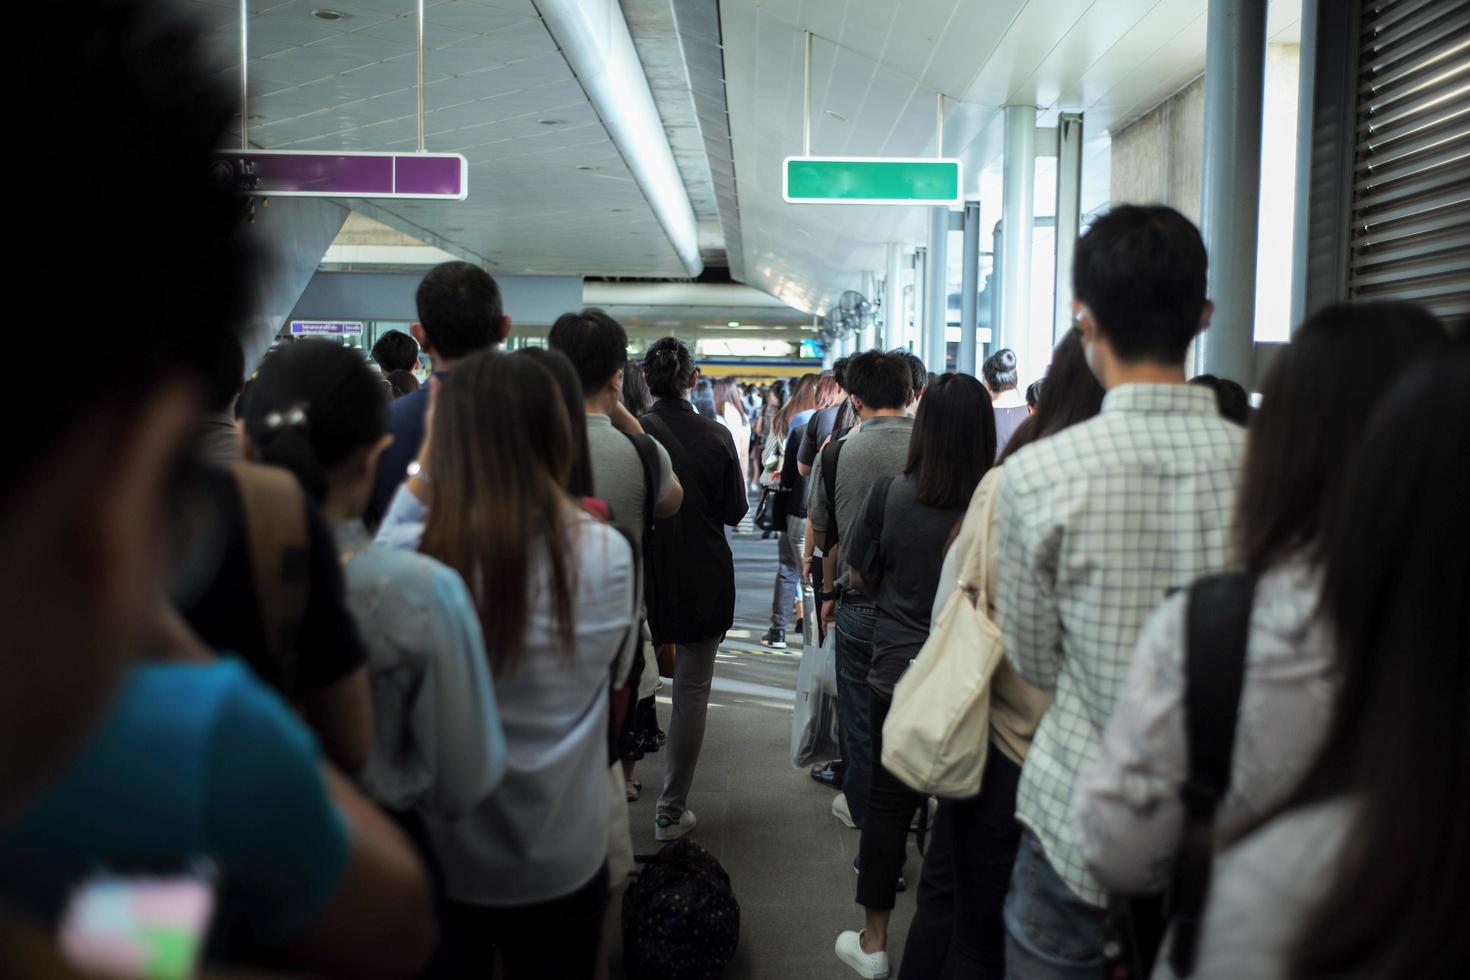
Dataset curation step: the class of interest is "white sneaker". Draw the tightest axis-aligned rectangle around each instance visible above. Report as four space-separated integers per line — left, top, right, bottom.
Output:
655 809 697 842
835 930 890 979
832 792 856 829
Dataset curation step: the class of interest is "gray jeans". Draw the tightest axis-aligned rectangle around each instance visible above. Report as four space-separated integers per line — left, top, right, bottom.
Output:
771 514 806 628
657 635 722 819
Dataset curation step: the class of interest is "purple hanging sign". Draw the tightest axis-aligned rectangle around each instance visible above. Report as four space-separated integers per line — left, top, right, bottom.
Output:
290 320 364 336
213 150 467 200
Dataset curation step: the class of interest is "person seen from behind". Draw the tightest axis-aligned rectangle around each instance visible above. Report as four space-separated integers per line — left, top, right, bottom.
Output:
375 351 635 977
994 204 1246 978
367 261 510 524
638 338 749 842
1162 346 1470 978
983 348 1030 458
901 326 1103 980
834 373 996 980
0 4 437 975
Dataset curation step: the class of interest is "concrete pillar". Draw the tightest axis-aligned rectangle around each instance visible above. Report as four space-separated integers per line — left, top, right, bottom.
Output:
1001 105 1037 379
1054 113 1084 346
925 208 949 371
958 200 981 376
912 247 927 355
1197 0 1267 383
247 198 350 370
859 271 877 350
884 243 903 350
1289 0 1318 331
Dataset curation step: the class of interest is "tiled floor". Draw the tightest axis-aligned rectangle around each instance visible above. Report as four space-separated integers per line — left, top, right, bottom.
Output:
612 520 920 979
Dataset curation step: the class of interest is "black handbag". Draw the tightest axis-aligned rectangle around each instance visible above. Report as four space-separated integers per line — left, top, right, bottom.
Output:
753 486 787 532
1103 572 1257 979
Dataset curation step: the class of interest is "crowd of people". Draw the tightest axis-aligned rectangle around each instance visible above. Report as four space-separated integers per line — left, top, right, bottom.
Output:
2 4 1468 980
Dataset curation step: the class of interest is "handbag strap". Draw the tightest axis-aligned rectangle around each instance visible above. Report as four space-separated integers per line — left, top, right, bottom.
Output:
1167 570 1257 977
956 471 1002 606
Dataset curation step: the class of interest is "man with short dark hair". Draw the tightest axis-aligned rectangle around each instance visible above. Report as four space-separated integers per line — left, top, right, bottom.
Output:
996 204 1245 977
367 261 511 523
547 308 683 543
371 330 420 375
808 350 916 836
892 349 927 413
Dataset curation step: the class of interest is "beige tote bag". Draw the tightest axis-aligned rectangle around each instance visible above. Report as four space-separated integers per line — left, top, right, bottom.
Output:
880 474 1005 799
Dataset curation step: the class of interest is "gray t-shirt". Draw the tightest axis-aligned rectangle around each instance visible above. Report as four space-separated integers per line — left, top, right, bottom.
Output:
808 415 914 588
585 413 676 542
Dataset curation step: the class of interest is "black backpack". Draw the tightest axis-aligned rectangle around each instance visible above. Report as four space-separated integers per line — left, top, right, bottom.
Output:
623 838 740 980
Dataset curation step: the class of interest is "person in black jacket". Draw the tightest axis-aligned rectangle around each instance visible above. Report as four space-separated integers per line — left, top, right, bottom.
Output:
638 338 748 842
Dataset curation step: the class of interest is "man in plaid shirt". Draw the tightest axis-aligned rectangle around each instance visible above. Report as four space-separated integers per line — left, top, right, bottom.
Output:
995 205 1246 978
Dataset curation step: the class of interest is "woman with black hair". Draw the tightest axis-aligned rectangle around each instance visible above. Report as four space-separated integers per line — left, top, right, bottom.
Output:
242 341 507 830
639 337 749 842
901 327 1103 980
982 348 1029 459
1164 345 1470 978
834 373 996 980
1078 303 1449 898
514 346 595 499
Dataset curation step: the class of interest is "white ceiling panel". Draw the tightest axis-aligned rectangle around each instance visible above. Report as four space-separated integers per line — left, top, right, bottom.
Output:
721 0 1302 313
194 0 691 278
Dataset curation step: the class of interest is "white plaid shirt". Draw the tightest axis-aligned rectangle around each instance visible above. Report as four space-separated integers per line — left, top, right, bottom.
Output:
996 383 1245 905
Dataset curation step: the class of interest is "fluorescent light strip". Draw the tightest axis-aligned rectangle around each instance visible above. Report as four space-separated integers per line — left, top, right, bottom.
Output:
533 0 704 277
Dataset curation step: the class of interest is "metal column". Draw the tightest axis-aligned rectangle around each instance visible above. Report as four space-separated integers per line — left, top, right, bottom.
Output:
883 243 903 351
925 208 949 371
958 200 981 376
1289 0 1319 331
1053 113 1084 346
912 247 927 355
1197 0 1267 383
1001 105 1037 379
859 271 877 351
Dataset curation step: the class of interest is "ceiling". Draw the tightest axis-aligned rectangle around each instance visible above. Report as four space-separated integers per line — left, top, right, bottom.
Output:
190 0 692 277
719 0 1302 313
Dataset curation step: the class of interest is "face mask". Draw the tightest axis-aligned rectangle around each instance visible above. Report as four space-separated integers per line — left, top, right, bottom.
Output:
1080 327 1103 382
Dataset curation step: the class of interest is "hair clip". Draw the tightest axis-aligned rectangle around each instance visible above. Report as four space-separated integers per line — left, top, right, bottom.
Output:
263 404 308 431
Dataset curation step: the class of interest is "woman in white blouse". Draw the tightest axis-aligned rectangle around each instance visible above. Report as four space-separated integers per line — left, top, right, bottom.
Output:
377 351 635 979
1078 302 1451 901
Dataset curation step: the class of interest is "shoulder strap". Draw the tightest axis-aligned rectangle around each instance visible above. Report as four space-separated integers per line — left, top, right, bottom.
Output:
624 431 662 533
959 471 1003 603
855 475 895 582
1168 570 1258 977
226 462 311 671
641 410 710 517
820 437 846 544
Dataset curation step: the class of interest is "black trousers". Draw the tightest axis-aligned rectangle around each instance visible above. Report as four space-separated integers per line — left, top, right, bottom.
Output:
433 865 609 979
898 749 1023 980
855 691 925 911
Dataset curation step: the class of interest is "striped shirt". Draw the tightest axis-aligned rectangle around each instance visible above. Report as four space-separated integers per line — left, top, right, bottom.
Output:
995 383 1245 905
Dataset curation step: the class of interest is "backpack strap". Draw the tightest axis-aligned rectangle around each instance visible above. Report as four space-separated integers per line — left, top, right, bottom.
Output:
623 431 662 534
225 462 310 682
1168 571 1257 977
819 436 846 546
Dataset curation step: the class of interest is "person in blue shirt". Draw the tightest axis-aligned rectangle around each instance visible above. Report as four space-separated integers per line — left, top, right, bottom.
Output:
243 341 508 827
366 261 511 526
0 4 439 976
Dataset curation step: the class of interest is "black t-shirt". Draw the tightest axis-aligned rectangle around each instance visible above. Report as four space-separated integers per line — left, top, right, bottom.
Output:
180 465 368 698
780 426 809 519
797 404 840 469
845 474 964 699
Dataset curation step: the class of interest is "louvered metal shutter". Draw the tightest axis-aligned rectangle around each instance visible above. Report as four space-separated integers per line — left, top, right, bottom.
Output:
1350 0 1470 326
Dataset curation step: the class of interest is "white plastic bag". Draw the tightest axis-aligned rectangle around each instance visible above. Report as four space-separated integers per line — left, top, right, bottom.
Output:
791 626 841 767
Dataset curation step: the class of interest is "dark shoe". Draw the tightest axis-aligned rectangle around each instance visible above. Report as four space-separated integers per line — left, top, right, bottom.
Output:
760 627 788 650
810 760 845 788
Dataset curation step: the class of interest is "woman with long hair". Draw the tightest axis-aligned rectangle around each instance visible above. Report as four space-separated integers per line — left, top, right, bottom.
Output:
1165 346 1469 978
834 373 996 980
375 351 635 978
900 327 1104 980
1068 303 1452 978
712 377 751 492
638 338 748 843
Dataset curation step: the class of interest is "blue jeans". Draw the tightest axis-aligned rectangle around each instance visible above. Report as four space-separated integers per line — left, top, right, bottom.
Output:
1003 831 1106 980
770 515 805 628
834 598 877 828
